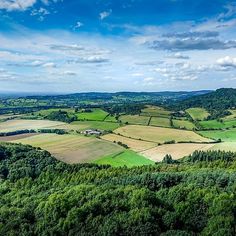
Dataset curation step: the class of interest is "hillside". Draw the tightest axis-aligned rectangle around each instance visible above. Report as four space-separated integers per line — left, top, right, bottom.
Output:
0 143 235 235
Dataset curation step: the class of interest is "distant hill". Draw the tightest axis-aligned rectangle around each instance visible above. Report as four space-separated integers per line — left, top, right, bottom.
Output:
172 88 236 118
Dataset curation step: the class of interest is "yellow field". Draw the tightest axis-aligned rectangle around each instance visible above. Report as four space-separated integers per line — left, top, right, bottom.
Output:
119 115 149 125
141 105 171 117
149 117 171 127
140 143 215 162
102 133 156 152
0 119 68 132
173 119 196 130
9 133 123 163
114 125 212 143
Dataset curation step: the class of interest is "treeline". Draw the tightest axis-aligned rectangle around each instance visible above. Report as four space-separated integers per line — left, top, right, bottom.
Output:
103 103 145 115
0 143 235 235
46 110 77 123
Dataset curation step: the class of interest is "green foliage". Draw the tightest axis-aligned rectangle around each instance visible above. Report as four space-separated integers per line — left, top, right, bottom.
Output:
0 143 235 235
46 110 77 123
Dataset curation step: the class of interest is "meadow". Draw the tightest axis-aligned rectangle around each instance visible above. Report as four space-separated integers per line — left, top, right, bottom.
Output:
118 115 149 125
186 107 210 120
198 128 236 141
76 108 108 121
199 119 236 129
141 105 171 117
172 119 196 130
149 117 171 127
114 125 212 143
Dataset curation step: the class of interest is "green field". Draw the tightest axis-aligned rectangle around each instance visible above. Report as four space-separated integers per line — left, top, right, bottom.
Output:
210 142 236 152
34 108 74 116
173 119 196 130
199 119 236 129
186 107 210 120
76 109 108 121
71 120 121 131
198 129 236 141
141 105 171 117
149 117 171 127
119 115 149 125
93 150 154 167
104 115 117 122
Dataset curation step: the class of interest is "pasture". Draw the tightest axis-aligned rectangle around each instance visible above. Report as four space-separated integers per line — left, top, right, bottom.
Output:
93 150 154 167
141 105 171 117
149 117 171 127
209 142 236 152
10 133 123 164
222 109 236 121
186 107 210 120
119 115 149 125
0 119 67 132
173 119 196 130
199 119 236 129
76 108 108 121
140 143 215 162
198 129 236 142
101 133 156 152
114 125 212 143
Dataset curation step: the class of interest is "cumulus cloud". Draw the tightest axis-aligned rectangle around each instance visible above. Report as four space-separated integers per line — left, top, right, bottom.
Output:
77 56 109 64
217 56 236 68
99 9 112 20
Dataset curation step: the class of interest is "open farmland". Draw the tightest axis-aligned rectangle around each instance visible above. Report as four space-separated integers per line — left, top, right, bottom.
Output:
141 106 171 117
114 125 212 143
209 142 236 152
10 133 123 163
140 143 215 162
0 119 67 132
93 150 154 167
198 129 236 142
149 117 171 127
186 107 210 120
119 115 149 125
172 119 196 130
102 133 156 152
199 119 236 129
76 108 108 121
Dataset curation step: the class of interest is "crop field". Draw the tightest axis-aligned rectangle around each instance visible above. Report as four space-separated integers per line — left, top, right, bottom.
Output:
209 142 236 152
71 120 121 131
198 129 236 142
140 143 215 162
186 107 210 120
10 133 123 163
93 150 154 167
119 115 149 125
0 133 39 141
101 133 156 152
114 125 212 143
0 119 67 132
141 106 171 117
173 119 196 130
199 119 236 129
76 108 108 121
149 117 171 127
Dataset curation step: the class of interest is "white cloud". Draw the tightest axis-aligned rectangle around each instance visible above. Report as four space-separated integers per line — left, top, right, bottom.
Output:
99 9 112 20
74 21 84 29
0 0 36 11
217 56 236 68
42 62 56 68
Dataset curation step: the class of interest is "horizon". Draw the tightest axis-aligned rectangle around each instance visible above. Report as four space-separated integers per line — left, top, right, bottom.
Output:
1 0 236 92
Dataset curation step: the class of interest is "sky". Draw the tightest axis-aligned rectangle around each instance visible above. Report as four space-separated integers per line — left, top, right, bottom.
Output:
1 0 236 93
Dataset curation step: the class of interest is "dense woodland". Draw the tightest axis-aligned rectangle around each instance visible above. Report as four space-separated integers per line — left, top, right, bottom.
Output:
0 143 235 236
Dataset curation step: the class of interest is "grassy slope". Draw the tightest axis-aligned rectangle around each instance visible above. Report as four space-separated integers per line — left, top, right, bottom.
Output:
198 128 236 141
76 109 108 121
199 119 236 129
149 117 171 127
173 119 196 130
186 107 210 120
93 150 154 167
141 106 171 117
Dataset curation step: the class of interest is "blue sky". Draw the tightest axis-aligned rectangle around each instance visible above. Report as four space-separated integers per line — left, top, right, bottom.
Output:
0 0 236 93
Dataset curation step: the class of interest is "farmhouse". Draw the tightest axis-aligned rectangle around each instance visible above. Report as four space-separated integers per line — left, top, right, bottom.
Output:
82 129 102 135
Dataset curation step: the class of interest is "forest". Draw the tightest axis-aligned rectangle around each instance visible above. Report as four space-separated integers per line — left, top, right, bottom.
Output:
0 143 235 236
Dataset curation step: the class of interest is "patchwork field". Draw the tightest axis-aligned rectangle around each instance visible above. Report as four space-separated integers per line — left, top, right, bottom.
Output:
0 119 67 132
198 129 236 142
9 133 123 163
173 119 196 130
186 107 210 120
140 143 215 162
76 108 108 121
114 125 212 143
141 106 171 117
149 117 171 127
119 115 149 125
102 133 156 152
93 150 154 167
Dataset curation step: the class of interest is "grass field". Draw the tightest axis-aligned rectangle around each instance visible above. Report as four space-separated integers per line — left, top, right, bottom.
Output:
209 142 236 152
140 143 215 162
222 109 236 121
76 108 108 121
149 117 171 127
173 119 196 130
0 119 66 132
71 120 121 131
141 105 171 117
114 125 212 143
119 115 149 125
186 107 210 120
93 150 154 167
34 108 74 116
104 115 117 122
198 129 236 142
10 133 123 163
101 133 156 152
199 119 236 129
